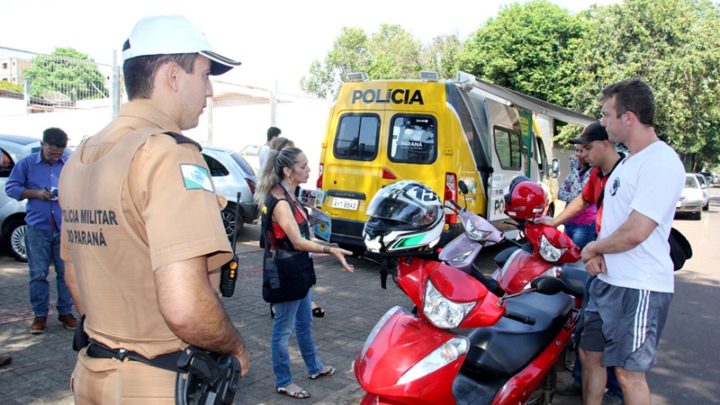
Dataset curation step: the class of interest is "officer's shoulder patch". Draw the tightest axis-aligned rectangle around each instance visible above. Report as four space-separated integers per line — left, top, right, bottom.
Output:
180 164 214 192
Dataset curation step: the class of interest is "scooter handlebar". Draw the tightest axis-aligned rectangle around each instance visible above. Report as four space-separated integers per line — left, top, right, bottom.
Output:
504 311 536 325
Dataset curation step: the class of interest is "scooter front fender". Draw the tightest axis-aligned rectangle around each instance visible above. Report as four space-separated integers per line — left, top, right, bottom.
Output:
355 307 467 405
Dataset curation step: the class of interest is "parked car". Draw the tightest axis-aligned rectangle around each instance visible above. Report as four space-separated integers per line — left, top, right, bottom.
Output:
239 144 261 175
201 146 260 239
692 173 711 211
0 134 43 262
676 174 705 220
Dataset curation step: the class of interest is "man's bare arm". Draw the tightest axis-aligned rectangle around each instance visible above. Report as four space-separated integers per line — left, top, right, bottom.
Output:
549 194 590 227
582 210 657 261
155 257 249 375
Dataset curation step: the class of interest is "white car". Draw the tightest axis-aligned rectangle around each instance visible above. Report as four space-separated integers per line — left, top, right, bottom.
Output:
201 146 260 239
0 134 43 261
676 174 705 220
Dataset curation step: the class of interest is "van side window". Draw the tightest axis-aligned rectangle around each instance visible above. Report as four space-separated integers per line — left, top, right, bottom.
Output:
388 115 437 164
0 149 13 178
494 128 522 170
333 114 380 161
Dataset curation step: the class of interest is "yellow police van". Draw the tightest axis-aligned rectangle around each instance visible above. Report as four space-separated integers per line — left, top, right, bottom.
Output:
314 71 592 250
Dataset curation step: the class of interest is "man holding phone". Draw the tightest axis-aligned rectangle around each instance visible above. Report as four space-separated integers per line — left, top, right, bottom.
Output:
5 127 76 334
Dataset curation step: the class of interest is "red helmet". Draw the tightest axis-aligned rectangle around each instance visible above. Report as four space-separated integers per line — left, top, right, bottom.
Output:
504 177 546 220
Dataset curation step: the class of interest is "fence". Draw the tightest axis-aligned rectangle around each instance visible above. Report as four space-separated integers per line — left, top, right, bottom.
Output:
0 46 118 111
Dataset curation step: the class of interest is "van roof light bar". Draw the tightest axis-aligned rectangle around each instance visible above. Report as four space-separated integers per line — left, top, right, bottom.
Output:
347 72 369 82
420 71 439 81
456 71 477 90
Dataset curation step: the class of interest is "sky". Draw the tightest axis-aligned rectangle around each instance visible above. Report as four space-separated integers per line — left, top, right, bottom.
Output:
1 0 620 95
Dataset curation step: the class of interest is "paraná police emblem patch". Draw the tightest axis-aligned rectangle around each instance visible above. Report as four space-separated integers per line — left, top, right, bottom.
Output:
180 164 214 192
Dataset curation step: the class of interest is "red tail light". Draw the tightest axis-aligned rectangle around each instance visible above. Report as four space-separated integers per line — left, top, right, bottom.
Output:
444 172 457 224
316 163 324 189
245 177 256 194
382 168 397 180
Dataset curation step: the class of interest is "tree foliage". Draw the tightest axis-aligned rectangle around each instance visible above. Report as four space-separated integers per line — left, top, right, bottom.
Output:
23 47 108 101
420 34 463 80
301 25 426 98
567 0 720 169
459 0 587 107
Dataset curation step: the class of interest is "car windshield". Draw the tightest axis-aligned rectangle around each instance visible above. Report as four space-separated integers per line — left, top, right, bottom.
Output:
685 175 699 188
231 152 256 177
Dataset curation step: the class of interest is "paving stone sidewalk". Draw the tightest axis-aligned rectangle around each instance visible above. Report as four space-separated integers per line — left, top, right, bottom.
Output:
0 239 410 405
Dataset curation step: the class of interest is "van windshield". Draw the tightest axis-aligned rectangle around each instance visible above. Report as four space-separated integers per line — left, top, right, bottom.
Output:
333 114 380 161
389 115 437 164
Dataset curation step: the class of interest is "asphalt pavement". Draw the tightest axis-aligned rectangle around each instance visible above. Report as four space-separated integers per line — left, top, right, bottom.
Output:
1 188 720 404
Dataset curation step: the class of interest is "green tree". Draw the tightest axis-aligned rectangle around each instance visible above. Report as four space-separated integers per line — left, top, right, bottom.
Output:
419 34 462 79
367 24 422 79
23 47 108 101
567 0 720 169
301 27 370 98
459 0 587 107
301 25 422 98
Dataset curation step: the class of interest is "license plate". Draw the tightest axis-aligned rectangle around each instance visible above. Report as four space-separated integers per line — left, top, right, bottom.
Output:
332 197 359 211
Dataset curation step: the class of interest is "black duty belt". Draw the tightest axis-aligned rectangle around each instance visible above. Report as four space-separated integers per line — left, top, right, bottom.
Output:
85 340 183 373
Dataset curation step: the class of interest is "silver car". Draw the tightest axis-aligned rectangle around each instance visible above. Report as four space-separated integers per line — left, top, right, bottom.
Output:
0 134 43 261
201 146 260 238
676 174 705 220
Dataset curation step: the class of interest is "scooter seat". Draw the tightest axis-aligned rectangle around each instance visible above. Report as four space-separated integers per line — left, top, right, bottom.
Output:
463 292 572 378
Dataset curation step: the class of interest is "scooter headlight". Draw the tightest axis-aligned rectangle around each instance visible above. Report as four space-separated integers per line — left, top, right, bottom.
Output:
539 234 567 262
465 220 491 242
423 280 475 328
397 337 469 385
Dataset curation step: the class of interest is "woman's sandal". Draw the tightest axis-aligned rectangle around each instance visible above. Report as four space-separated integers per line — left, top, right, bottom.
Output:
276 383 311 399
312 307 325 318
308 365 336 380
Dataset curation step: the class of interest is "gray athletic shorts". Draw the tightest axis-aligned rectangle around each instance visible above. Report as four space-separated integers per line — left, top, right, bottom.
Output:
579 278 673 372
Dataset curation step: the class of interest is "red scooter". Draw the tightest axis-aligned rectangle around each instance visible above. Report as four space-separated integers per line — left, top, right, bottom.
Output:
356 179 586 405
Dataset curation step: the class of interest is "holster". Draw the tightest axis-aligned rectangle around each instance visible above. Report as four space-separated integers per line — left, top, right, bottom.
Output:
73 315 90 351
175 346 241 405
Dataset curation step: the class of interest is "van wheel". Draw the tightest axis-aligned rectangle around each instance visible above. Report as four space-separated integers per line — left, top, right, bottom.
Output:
5 218 27 262
221 203 243 240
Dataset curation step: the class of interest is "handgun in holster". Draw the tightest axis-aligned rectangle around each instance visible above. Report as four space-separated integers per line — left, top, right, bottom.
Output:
175 346 241 405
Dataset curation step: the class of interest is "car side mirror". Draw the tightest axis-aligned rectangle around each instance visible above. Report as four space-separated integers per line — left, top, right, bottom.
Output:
551 159 560 179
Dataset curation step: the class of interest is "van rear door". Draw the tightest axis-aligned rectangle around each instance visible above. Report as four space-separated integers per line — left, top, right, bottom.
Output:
322 112 383 222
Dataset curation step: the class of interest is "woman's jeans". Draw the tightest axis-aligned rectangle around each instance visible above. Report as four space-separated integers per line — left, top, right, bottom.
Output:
26 225 73 317
271 290 323 387
564 223 596 250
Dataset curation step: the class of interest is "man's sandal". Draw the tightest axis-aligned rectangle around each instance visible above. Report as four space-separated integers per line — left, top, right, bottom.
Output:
277 383 311 399
308 365 336 380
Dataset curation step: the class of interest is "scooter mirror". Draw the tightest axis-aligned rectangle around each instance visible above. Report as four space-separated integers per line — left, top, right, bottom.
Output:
458 180 469 195
530 276 565 295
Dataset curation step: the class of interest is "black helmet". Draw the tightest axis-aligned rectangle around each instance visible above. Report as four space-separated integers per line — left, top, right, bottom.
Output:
364 180 445 254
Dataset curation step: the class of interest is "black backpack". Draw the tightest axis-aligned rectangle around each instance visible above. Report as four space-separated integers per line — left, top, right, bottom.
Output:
669 227 692 271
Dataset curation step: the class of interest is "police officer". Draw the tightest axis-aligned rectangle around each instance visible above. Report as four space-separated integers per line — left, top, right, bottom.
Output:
60 16 249 403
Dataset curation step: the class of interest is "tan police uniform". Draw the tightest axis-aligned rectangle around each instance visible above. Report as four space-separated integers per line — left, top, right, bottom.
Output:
59 101 232 404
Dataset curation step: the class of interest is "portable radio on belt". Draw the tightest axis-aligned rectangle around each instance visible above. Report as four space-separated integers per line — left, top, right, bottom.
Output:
220 192 241 297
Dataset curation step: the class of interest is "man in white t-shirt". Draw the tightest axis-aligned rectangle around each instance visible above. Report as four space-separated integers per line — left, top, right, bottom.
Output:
579 79 684 405
259 126 281 171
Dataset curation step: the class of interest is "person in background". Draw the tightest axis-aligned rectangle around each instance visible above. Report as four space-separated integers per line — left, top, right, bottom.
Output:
259 126 282 170
580 79 684 405
5 127 76 335
60 15 249 402
558 144 596 249
255 146 353 399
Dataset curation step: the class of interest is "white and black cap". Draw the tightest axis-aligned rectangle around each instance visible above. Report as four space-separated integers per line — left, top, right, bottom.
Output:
122 15 241 75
